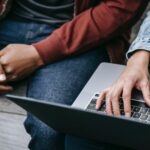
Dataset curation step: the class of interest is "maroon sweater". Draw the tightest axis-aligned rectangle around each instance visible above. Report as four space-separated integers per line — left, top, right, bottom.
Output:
0 0 149 64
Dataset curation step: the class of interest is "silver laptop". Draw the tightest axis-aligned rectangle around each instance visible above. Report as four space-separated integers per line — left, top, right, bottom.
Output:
6 63 150 150
73 62 144 107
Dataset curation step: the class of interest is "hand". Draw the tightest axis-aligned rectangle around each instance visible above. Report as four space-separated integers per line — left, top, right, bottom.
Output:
0 65 13 92
0 44 44 82
96 50 150 117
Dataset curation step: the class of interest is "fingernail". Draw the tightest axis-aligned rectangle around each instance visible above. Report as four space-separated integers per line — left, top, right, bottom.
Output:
0 74 6 81
5 67 12 73
96 104 99 110
125 113 130 118
146 100 150 107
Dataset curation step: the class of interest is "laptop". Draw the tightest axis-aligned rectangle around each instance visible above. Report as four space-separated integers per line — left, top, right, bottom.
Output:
6 63 150 150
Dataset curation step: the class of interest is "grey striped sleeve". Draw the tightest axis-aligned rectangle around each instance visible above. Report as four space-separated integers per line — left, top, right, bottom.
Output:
126 11 150 59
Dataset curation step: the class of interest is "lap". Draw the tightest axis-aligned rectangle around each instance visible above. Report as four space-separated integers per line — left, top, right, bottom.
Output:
0 19 109 105
25 39 109 150
27 47 109 105
0 18 117 150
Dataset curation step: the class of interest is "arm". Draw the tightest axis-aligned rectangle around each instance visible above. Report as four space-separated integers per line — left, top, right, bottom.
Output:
97 11 150 117
127 11 150 58
97 51 150 117
0 0 147 91
33 0 148 64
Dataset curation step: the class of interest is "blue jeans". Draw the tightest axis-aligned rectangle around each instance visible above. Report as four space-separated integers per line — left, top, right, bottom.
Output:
0 18 126 150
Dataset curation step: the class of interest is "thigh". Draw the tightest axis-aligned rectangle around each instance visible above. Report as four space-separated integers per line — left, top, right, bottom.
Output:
25 44 109 150
27 47 109 105
0 18 54 47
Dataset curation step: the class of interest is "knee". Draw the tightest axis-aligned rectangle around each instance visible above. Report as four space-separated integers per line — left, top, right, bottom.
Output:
24 114 64 150
24 114 62 140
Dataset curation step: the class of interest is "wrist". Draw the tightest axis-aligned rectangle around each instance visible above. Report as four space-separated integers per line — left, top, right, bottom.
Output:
30 45 44 67
127 50 150 68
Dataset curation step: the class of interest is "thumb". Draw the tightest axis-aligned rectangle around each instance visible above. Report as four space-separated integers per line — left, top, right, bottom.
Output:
0 65 6 82
0 50 5 57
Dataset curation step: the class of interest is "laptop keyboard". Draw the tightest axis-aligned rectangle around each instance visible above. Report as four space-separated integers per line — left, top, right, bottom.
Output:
86 93 150 124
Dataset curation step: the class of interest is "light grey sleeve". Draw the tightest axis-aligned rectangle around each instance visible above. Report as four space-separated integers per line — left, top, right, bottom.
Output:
126 11 150 59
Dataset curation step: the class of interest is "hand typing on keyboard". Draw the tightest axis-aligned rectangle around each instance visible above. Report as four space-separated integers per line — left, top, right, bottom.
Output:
87 95 150 123
95 51 150 118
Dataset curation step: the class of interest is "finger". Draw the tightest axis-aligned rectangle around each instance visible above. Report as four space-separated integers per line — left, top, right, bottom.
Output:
0 47 11 65
111 85 123 116
105 94 113 115
112 100 120 116
6 74 18 82
0 55 8 66
0 85 13 92
0 50 5 57
4 65 14 74
0 65 6 82
96 90 107 110
140 81 150 106
122 82 134 117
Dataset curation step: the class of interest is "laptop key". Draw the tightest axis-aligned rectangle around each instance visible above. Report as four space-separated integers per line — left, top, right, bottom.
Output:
91 99 97 104
133 107 141 113
120 110 125 116
131 100 144 107
147 116 150 122
120 103 124 109
131 105 134 110
140 108 148 114
121 111 133 116
147 109 150 115
131 112 134 117
100 107 105 112
87 104 96 110
102 104 106 109
95 94 99 97
132 113 141 119
140 114 148 121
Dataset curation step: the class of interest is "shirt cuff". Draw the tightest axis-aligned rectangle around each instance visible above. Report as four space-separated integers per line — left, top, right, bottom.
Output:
126 37 150 59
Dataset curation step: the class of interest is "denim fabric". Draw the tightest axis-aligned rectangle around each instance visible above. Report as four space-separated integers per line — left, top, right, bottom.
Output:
127 10 150 58
25 47 110 150
0 19 56 46
0 18 122 150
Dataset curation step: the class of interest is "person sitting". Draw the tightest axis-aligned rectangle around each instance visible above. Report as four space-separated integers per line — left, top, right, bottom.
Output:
0 0 148 150
97 10 150 118
65 9 150 150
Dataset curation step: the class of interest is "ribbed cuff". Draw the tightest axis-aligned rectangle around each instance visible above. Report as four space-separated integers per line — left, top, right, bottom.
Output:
32 33 66 64
126 37 150 59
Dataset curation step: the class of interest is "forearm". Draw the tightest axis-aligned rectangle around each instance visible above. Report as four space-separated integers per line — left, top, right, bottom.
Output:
34 0 148 64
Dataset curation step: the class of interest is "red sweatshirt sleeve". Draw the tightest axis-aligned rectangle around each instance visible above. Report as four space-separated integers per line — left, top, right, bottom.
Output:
33 0 148 64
